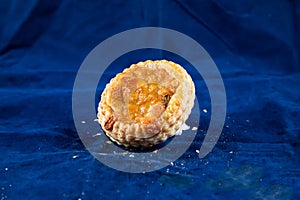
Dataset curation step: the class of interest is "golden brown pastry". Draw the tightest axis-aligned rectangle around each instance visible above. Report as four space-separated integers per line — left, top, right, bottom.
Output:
97 60 195 149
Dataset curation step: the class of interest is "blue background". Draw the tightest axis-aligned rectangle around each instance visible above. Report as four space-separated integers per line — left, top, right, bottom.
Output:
1 0 300 199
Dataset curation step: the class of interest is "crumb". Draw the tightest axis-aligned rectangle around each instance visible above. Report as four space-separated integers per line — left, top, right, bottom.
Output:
92 133 102 137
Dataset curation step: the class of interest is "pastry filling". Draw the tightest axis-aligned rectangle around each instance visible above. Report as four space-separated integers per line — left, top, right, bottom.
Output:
128 83 173 123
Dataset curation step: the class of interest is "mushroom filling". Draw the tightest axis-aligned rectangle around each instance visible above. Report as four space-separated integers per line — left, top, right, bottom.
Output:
128 83 173 123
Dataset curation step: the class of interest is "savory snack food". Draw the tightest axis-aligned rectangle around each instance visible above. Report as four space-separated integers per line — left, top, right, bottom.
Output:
97 60 195 149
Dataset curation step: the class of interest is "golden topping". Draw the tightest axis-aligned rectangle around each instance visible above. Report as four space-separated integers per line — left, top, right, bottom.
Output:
129 83 173 123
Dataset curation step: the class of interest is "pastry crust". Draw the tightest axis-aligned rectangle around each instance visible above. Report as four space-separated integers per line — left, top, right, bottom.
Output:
97 60 195 149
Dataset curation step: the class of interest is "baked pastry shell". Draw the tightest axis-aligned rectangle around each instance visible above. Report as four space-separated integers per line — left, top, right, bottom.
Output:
97 60 195 149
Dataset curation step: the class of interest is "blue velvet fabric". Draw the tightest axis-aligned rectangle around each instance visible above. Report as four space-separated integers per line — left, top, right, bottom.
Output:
0 0 299 199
